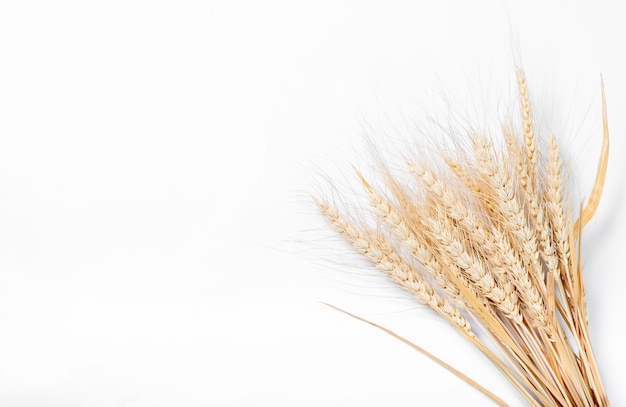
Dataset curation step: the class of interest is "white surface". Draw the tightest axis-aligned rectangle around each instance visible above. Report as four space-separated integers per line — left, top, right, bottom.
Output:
0 1 624 406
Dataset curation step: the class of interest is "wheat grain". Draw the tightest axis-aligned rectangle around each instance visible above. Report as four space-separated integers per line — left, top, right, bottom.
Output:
545 135 571 274
407 161 525 322
355 172 466 306
472 136 546 285
516 68 538 181
318 200 474 336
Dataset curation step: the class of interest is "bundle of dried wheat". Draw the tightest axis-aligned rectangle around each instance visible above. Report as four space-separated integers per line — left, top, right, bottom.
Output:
317 69 610 406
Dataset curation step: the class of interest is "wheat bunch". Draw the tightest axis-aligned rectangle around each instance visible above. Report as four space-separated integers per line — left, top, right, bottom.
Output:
317 69 610 406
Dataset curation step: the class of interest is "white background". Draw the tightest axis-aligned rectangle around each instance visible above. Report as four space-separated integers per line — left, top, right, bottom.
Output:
1 1 625 406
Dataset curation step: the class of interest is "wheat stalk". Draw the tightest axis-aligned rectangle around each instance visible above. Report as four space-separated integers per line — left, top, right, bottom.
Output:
317 69 610 406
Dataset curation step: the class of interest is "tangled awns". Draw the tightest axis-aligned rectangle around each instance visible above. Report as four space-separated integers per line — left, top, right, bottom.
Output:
317 69 610 406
